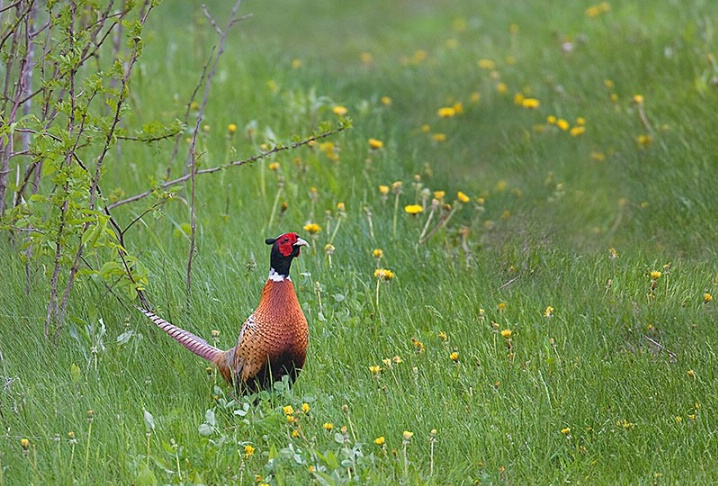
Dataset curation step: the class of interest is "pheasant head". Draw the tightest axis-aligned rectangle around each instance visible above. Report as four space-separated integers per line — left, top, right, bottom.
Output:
265 232 309 281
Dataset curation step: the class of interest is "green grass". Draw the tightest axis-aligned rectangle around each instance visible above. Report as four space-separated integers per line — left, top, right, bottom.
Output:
2 0 718 483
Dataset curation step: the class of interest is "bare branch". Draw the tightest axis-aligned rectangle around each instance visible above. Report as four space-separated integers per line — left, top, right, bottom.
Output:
186 0 244 296
106 124 349 211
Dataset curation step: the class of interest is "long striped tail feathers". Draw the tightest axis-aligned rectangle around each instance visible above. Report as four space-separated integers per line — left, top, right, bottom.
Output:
137 307 224 364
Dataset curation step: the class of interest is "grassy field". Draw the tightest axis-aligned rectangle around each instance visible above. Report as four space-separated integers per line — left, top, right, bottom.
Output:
2 0 718 483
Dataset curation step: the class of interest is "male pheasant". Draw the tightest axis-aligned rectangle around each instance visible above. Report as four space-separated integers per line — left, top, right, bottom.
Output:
138 232 309 393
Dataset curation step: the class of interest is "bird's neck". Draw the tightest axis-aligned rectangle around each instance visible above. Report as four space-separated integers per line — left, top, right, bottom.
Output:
257 277 301 318
268 267 291 282
268 253 293 279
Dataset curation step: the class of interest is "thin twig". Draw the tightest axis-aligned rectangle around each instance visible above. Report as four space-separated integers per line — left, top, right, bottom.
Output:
55 2 154 334
106 124 348 211
643 335 677 362
117 130 181 143
185 0 244 296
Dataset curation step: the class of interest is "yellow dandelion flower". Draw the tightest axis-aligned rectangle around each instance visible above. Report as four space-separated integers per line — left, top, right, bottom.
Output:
609 247 619 259
438 331 448 341
513 93 525 105
412 338 425 353
704 293 713 303
675 416 683 424
21 438 30 450
319 141 337 160
457 191 470 203
687 369 696 379
561 427 571 435
433 190 445 201
228 123 237 134
522 98 540 109
374 436 386 446
402 431 414 441
576 117 586 126
374 268 395 281
301 403 310 413
478 59 496 70
368 138 384 150
420 123 431 133
283 405 294 416
381 96 392 106
189 101 200 111
392 181 403 192
337 202 345 212
604 79 614 88
323 423 334 431
570 126 586 137
636 134 653 146
268 162 280 171
332 105 348 116
372 248 384 259
633 94 644 105
324 243 335 254
453 102 464 115
650 270 662 280
412 50 427 63
392 355 403 364
369 365 382 375
445 39 459 49
556 119 570 131
378 185 390 195
547 115 557 125
585 6 602 17
450 351 459 362
496 82 507 94
244 444 255 457
432 133 447 142
303 223 321 235
438 107 456 118
500 329 512 339
544 306 554 317
497 302 506 311
404 204 423 215
592 151 606 161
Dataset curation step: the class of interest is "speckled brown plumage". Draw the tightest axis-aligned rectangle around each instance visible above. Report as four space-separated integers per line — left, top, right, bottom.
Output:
232 279 309 391
138 233 309 394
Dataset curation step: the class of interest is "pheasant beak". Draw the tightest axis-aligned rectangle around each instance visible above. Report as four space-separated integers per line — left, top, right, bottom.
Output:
294 237 309 248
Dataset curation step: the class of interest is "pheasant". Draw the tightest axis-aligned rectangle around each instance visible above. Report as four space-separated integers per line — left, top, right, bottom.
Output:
138 232 310 393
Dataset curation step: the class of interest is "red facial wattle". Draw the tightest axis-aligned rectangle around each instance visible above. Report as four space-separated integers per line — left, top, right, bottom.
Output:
277 233 299 257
